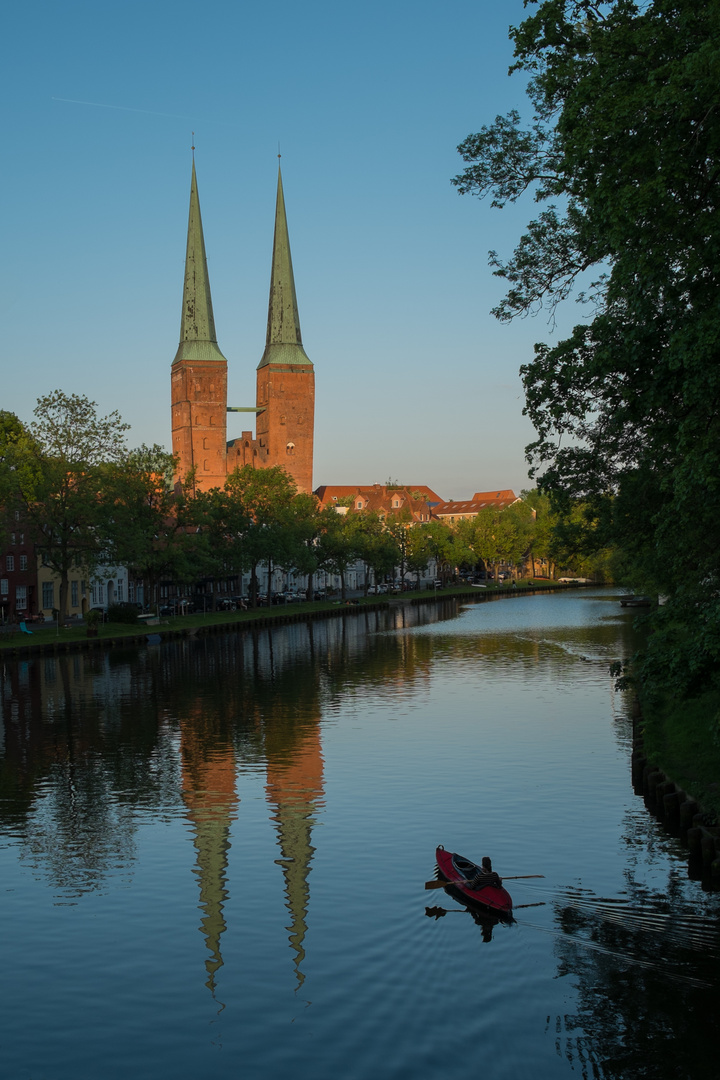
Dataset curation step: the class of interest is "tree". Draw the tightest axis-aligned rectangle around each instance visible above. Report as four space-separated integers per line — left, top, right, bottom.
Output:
278 492 323 600
352 512 400 593
419 521 472 585
383 507 421 586
406 525 434 587
458 508 502 580
315 506 363 601
104 446 209 610
193 483 252 609
224 465 298 607
4 393 130 617
453 0 720 696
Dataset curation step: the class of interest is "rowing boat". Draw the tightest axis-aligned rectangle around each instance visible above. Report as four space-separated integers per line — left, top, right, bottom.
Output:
434 846 514 918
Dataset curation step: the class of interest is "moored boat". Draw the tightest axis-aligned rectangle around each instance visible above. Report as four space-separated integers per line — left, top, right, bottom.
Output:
434 846 514 918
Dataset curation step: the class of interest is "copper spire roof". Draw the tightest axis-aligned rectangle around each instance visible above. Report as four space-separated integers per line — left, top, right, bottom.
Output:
173 160 227 366
258 163 312 369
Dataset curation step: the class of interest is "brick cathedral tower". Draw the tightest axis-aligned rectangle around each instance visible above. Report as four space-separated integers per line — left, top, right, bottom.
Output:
171 160 228 491
254 162 315 493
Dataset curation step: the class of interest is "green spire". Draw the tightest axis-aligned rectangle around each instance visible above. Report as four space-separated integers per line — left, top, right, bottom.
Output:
173 159 227 366
258 163 312 369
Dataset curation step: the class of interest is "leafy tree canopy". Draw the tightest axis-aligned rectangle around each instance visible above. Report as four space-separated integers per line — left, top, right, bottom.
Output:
454 0 720 696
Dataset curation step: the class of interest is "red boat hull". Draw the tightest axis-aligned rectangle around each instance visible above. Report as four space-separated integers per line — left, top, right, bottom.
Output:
435 846 514 917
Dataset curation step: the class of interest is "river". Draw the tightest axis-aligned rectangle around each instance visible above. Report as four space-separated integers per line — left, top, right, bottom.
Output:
1 588 718 1079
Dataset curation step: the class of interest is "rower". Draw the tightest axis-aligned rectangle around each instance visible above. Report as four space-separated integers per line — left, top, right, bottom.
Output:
467 856 502 889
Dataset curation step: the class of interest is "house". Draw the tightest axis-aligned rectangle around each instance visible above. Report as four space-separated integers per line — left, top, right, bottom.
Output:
0 519 37 622
36 560 129 620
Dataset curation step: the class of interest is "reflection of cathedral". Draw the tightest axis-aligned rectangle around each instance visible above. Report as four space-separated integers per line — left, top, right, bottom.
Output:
180 717 239 995
4 608 440 1000
176 629 327 995
265 725 324 989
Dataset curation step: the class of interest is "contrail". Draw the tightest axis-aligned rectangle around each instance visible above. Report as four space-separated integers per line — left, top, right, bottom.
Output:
51 97 199 122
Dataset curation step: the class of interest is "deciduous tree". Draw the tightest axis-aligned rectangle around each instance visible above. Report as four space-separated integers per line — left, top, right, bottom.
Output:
454 0 720 696
6 392 130 617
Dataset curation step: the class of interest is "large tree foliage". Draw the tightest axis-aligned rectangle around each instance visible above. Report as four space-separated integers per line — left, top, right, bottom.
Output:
454 0 720 697
224 465 299 607
3 393 130 617
102 445 207 609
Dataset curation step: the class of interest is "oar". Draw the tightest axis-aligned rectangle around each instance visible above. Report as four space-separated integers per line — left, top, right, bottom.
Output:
424 874 544 890
425 900 546 918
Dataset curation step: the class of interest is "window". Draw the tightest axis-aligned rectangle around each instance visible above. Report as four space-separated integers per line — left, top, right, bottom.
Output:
42 582 54 609
15 586 27 610
128 581 135 602
117 581 124 602
5 555 14 572
19 555 27 571
71 580 79 607
1 579 8 595
11 533 16 544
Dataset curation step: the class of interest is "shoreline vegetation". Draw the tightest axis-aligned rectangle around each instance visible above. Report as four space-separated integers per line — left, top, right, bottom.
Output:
0 579 571 655
638 690 720 823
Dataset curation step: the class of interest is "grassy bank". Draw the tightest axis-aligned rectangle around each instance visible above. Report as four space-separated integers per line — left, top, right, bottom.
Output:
638 689 720 820
0 578 568 653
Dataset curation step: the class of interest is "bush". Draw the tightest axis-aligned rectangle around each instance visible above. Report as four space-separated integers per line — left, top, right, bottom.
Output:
107 603 139 625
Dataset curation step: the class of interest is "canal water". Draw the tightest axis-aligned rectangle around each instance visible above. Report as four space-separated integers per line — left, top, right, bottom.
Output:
1 589 718 1079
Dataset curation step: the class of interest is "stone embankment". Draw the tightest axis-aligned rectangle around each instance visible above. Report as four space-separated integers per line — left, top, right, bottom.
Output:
632 711 720 884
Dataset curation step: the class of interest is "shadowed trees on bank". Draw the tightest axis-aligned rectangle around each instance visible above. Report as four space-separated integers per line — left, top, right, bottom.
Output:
1 395 606 620
0 393 131 617
453 0 720 701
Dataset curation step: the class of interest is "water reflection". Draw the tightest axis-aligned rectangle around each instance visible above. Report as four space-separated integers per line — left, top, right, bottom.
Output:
0 603 455 989
545 877 720 1079
2 591 718 1080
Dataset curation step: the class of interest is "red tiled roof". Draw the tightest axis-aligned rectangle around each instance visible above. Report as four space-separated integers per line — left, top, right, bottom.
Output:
471 489 518 503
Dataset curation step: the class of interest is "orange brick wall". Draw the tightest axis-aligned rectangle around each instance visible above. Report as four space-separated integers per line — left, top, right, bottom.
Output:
255 364 315 493
171 360 228 490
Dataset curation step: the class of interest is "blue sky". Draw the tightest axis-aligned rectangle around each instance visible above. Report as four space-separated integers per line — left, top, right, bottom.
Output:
3 0 576 499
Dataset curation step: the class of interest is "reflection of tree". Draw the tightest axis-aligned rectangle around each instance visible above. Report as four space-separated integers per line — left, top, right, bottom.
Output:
0 649 176 895
548 875 720 1079
21 753 138 893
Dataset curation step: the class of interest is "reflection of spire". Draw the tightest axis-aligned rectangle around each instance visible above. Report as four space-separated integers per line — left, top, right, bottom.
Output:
265 727 324 990
181 724 238 998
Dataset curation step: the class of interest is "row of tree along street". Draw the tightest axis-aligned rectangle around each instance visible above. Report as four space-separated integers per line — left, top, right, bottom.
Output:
0 393 608 621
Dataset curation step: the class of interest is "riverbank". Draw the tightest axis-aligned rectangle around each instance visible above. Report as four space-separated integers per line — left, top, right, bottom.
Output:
0 578 581 657
635 689 720 824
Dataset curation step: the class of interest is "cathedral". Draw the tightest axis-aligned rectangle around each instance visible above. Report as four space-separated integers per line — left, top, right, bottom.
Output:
171 158 315 493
